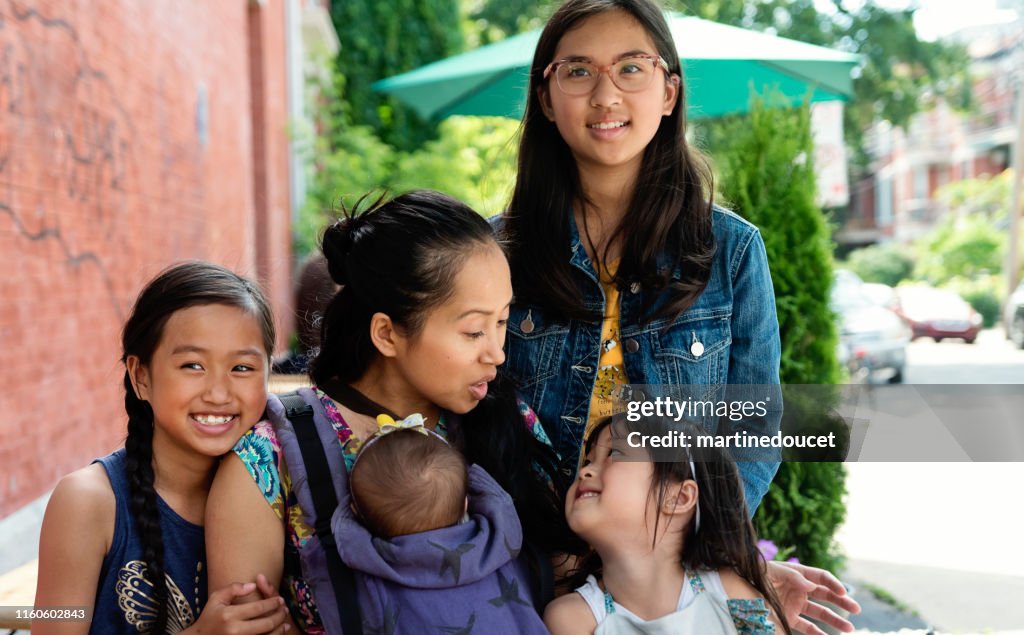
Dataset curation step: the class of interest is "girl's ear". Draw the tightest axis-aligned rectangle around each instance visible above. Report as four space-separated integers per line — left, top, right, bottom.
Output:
538 87 556 121
662 479 698 516
369 312 401 358
125 355 151 401
662 74 680 116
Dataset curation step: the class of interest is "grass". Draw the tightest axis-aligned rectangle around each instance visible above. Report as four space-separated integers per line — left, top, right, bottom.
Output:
861 581 921 618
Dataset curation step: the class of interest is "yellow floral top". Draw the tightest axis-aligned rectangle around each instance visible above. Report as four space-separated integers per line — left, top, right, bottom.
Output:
587 260 630 434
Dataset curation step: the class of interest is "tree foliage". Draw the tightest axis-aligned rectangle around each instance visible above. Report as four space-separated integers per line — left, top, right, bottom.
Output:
714 96 840 386
713 95 845 570
464 0 558 46
843 242 915 286
330 0 463 149
297 67 518 256
391 116 519 216
913 215 1005 284
466 0 971 170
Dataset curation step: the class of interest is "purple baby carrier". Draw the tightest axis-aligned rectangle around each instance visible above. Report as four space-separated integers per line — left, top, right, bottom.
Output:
268 390 549 635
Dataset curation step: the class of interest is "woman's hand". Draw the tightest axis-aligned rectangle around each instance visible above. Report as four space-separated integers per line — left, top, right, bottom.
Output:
181 579 289 635
766 560 861 635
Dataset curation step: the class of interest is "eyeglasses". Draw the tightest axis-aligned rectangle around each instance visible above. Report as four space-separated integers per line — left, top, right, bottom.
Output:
543 54 670 96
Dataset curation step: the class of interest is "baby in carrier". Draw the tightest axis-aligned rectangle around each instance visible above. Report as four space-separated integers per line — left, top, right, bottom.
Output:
335 415 548 634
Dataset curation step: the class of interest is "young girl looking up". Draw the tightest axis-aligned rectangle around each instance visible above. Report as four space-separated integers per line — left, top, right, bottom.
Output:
35 262 289 635
545 415 789 634
497 0 781 513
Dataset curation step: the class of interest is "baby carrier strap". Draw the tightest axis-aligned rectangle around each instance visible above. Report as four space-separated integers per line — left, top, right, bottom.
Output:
270 390 364 635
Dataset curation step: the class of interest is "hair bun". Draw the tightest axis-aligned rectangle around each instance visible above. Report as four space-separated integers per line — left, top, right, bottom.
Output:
322 218 358 286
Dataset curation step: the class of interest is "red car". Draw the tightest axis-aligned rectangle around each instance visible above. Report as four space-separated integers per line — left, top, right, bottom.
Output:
894 286 983 344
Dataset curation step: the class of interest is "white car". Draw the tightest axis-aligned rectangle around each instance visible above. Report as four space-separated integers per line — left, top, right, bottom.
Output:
832 282 911 383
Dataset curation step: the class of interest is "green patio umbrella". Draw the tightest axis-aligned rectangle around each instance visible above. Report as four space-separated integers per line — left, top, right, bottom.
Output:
373 13 860 120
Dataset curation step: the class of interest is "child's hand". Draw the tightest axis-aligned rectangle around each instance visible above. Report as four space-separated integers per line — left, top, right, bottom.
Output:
182 581 290 634
766 561 861 635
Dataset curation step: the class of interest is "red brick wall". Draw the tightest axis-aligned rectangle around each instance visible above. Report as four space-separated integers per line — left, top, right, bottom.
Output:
0 0 293 517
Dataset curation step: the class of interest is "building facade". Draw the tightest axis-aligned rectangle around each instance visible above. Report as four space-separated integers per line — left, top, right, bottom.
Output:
0 0 335 537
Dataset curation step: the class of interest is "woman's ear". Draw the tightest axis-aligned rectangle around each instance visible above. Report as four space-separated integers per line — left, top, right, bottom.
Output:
662 479 698 516
662 74 680 116
369 312 401 358
125 355 151 401
538 87 556 121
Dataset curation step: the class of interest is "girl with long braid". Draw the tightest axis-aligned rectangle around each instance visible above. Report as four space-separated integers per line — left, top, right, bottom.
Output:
35 262 291 634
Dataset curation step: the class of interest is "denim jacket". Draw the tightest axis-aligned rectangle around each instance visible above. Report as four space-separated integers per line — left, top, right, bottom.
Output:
497 207 781 514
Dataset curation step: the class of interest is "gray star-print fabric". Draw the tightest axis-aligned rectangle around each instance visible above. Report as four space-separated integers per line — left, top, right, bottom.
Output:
334 464 549 634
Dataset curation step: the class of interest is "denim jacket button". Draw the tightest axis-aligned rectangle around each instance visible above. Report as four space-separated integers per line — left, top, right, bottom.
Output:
625 339 639 353
629 282 641 294
691 341 705 357
520 317 535 334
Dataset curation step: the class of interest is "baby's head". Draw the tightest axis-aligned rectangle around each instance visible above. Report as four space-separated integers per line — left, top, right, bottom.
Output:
350 427 468 538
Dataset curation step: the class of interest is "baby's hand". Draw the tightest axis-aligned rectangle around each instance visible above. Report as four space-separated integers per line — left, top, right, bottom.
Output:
183 579 290 634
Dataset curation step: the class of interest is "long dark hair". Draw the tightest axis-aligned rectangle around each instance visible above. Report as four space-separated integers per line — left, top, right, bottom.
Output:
312 190 577 573
502 0 715 323
568 415 791 633
121 261 275 634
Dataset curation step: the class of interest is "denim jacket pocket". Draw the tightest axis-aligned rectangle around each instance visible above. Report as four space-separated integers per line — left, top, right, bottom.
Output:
650 309 732 385
503 305 570 399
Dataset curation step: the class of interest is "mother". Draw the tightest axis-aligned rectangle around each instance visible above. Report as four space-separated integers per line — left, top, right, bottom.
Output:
206 191 572 632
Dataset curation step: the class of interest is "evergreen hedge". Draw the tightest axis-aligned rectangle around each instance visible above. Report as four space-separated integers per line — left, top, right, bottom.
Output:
712 96 847 572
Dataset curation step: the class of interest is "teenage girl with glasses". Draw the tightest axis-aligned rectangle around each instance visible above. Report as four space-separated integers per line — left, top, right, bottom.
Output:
497 0 859 631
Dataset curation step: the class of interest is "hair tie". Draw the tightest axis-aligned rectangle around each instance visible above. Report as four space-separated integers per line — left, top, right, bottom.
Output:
322 218 361 285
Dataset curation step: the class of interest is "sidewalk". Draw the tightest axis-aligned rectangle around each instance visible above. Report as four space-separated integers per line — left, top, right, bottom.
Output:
836 463 1024 634
846 558 1024 633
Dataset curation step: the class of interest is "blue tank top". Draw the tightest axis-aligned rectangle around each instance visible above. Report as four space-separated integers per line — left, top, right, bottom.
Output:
91 449 208 634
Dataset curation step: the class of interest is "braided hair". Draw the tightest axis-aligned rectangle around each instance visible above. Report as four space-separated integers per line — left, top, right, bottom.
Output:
120 261 275 634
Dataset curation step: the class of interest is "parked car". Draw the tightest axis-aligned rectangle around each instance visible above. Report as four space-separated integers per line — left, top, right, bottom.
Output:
832 280 910 383
894 286 982 344
860 282 899 311
1004 280 1024 349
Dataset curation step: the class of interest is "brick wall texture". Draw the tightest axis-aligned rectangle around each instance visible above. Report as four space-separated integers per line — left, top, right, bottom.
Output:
0 0 295 517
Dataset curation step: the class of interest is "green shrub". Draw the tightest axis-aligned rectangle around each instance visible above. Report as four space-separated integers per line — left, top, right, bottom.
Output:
965 289 1001 328
391 116 519 216
754 461 847 572
945 275 1003 328
913 215 1004 285
712 95 846 571
844 242 915 286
